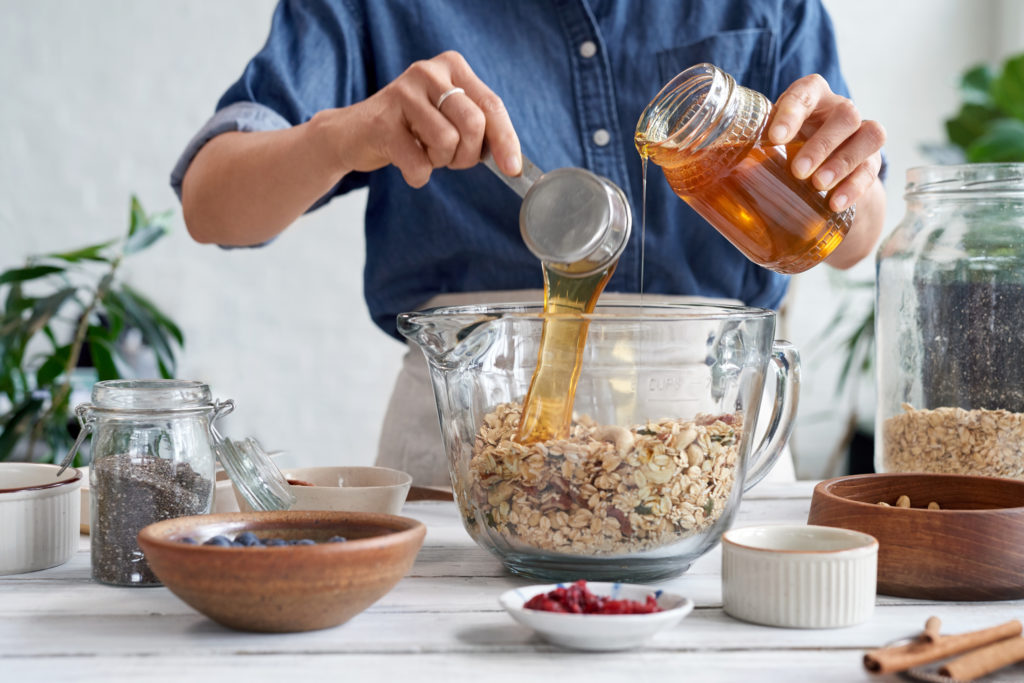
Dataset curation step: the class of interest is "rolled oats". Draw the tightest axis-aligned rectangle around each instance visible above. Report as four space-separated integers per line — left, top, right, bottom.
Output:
883 403 1024 478
459 402 741 556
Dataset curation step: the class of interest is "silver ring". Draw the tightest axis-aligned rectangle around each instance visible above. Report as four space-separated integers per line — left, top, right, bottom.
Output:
436 86 465 110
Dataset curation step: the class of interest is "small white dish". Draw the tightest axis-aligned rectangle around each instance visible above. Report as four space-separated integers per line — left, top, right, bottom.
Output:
721 524 878 629
499 582 694 651
0 463 84 575
233 466 412 515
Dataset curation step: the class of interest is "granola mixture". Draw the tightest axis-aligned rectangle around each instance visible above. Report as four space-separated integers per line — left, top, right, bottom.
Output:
460 402 741 556
883 403 1024 479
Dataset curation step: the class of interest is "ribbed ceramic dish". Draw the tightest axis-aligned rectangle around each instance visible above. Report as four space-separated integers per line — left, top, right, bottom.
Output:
721 524 878 628
0 463 83 575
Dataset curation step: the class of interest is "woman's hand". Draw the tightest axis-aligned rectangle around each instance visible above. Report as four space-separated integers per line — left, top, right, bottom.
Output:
768 74 887 269
768 74 886 214
314 50 522 188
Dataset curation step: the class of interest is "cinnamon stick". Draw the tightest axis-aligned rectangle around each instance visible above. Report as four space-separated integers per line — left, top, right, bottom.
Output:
922 616 942 644
939 636 1024 681
864 619 1023 674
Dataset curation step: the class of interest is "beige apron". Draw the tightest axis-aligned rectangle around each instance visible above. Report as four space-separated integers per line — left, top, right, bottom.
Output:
374 290 795 487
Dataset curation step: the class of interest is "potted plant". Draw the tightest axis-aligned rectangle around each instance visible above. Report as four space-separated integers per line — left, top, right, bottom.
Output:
0 196 184 464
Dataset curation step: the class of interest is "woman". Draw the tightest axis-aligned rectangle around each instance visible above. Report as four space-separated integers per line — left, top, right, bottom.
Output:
172 0 885 485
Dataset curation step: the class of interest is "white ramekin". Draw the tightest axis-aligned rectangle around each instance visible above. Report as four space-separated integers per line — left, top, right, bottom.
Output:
721 524 878 628
0 462 84 575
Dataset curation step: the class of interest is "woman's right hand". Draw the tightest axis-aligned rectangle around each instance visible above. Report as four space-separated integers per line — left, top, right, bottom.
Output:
313 50 522 188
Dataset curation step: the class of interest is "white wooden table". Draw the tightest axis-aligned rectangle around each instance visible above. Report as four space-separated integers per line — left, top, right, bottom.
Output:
3 481 1023 682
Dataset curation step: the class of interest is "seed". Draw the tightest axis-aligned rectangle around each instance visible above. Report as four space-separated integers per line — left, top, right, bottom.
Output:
897 495 911 508
928 501 941 510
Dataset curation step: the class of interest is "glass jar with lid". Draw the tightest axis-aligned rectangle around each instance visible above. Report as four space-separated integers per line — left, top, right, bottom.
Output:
65 379 232 585
876 164 1024 478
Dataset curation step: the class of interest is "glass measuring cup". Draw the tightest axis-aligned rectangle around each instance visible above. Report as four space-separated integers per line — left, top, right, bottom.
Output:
399 302 799 581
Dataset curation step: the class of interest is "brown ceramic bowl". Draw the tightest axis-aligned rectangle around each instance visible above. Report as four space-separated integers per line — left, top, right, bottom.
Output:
807 473 1024 600
137 510 426 632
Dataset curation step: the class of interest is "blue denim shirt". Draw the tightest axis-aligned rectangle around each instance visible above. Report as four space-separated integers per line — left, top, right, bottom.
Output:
171 0 851 338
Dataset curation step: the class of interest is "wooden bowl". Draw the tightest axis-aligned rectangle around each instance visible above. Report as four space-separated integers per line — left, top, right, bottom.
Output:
807 473 1024 600
138 510 426 632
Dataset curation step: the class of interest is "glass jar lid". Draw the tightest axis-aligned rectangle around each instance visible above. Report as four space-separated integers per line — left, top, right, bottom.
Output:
90 379 213 412
213 435 295 512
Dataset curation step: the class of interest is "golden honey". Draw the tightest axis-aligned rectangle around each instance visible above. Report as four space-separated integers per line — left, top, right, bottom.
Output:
515 260 614 443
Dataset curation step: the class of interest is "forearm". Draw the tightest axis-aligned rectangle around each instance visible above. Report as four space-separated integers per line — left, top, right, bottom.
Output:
180 115 349 246
825 179 886 270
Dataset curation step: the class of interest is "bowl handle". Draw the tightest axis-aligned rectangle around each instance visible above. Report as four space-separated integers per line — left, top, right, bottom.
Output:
743 340 801 491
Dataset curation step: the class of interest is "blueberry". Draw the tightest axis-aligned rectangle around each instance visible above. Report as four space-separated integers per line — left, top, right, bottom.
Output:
231 541 245 547
294 539 316 546
327 536 347 543
264 538 287 547
203 535 232 547
180 537 198 545
236 531 262 547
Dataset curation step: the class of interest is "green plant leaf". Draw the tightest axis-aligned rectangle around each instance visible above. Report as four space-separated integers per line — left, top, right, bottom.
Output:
24 288 77 338
960 64 996 105
36 345 72 388
0 396 44 461
86 336 119 381
967 118 1024 162
0 265 65 286
121 284 184 346
128 195 145 238
0 314 25 339
123 223 167 255
992 54 1024 120
945 103 1001 150
47 240 116 263
156 355 173 380
4 282 37 315
107 289 177 375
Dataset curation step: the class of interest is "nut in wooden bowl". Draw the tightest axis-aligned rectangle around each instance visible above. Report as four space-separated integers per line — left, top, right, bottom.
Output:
807 473 1024 601
137 510 426 632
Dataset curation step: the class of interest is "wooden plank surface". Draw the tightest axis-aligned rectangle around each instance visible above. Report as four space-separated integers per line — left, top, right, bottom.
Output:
3 483 1022 683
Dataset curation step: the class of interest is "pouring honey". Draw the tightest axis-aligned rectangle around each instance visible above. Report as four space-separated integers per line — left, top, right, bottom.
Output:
503 166 631 443
635 62 854 274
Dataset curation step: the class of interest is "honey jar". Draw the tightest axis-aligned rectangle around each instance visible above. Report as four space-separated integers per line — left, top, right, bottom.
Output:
635 62 854 274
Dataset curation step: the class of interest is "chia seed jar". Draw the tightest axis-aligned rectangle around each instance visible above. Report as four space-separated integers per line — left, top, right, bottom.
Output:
67 380 231 585
876 164 1024 478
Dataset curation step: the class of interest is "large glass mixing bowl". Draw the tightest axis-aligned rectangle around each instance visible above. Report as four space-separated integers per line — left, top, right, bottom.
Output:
398 303 799 582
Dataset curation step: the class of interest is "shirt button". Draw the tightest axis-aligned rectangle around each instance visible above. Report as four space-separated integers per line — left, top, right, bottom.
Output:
579 41 597 58
592 129 611 146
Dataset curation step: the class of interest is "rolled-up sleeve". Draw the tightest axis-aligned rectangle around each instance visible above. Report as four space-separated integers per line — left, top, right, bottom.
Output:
169 102 291 200
170 0 371 203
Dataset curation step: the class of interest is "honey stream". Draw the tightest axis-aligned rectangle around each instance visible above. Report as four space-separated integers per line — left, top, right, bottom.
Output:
514 165 646 444
515 260 615 443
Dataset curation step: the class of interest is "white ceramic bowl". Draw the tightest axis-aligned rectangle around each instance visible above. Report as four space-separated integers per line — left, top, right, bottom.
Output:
0 463 84 575
234 466 412 515
721 524 878 629
499 582 694 651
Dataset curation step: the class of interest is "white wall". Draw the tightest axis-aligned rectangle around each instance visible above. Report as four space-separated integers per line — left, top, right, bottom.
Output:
1 1 1018 476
